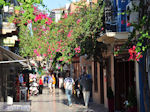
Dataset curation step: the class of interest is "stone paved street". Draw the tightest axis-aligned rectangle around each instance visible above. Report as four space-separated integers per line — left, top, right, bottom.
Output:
30 88 108 112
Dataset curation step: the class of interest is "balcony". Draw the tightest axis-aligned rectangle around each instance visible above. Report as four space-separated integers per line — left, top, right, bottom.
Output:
0 4 17 35
105 5 127 33
0 22 16 35
3 5 14 22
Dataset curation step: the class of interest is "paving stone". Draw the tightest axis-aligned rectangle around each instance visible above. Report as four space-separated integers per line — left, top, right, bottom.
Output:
30 88 108 112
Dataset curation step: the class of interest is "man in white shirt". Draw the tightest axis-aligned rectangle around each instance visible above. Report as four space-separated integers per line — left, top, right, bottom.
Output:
64 72 75 106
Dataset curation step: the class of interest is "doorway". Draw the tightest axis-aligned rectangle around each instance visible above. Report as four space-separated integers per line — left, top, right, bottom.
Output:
114 58 136 110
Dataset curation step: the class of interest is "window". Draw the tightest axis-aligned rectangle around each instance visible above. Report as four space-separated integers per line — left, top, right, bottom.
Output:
94 61 98 92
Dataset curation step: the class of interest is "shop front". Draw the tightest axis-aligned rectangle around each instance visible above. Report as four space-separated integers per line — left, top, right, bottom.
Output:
0 46 29 103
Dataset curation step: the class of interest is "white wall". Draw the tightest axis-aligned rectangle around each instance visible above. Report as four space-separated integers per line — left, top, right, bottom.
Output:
55 11 62 23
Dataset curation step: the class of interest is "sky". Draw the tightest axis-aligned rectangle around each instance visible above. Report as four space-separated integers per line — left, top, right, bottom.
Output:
43 0 71 11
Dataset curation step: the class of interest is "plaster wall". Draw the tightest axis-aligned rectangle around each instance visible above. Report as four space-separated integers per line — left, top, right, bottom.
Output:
91 47 115 109
80 56 92 74
91 61 101 104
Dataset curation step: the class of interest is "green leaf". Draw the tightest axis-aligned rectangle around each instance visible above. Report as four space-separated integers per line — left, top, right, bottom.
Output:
136 42 142 47
136 47 141 52
142 46 146 51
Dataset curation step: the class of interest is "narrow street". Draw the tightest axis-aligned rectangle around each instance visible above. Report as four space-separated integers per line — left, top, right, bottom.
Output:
1 0 148 111
30 87 107 112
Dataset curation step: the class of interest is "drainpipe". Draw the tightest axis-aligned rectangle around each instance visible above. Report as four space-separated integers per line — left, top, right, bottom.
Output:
135 61 140 111
147 49 150 90
139 55 145 112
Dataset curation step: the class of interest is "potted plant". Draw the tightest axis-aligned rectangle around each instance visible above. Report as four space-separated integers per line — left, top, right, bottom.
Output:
124 87 137 112
107 86 114 112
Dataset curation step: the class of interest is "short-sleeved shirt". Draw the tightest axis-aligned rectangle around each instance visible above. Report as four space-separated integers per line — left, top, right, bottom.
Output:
64 77 74 90
52 76 56 84
39 79 43 85
48 76 53 84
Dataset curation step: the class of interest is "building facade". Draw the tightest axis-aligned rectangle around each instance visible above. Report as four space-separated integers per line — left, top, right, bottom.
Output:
0 0 28 103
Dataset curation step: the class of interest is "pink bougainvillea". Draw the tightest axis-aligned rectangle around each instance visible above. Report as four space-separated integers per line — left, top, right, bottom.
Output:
127 22 131 27
74 46 81 53
63 13 68 19
34 49 37 53
128 45 143 61
69 12 73 16
33 27 37 31
77 19 81 24
34 12 52 25
36 53 40 56
43 53 47 57
59 57 64 61
27 20 32 23
67 30 73 38
34 49 40 56
56 49 60 52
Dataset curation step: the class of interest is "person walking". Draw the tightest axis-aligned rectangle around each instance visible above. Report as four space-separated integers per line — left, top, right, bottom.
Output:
52 74 56 93
64 72 75 106
39 77 43 94
79 72 92 108
48 74 53 93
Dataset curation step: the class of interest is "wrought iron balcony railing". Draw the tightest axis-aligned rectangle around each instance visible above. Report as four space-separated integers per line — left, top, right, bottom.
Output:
105 5 127 32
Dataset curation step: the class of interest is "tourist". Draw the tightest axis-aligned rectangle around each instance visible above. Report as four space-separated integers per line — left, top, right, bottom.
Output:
79 72 92 108
52 74 56 93
48 74 53 93
64 71 75 106
39 77 43 94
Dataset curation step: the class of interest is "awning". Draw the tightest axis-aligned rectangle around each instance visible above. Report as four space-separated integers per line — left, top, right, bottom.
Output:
0 46 27 66
97 32 129 44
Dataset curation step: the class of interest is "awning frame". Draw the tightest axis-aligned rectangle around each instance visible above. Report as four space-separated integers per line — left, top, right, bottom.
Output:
97 32 129 44
0 46 27 66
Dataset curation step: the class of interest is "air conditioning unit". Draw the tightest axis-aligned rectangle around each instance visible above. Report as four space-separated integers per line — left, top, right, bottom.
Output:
126 1 140 24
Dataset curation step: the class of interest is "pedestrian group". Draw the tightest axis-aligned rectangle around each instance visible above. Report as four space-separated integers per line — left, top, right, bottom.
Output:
30 70 92 108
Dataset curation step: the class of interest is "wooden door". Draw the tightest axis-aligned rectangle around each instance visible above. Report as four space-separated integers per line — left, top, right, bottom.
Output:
114 59 136 110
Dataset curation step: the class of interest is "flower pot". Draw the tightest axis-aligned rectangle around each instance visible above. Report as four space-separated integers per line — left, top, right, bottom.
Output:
108 98 114 112
127 106 137 112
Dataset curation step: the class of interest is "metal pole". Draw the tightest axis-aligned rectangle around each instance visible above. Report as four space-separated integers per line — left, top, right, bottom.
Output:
0 60 27 64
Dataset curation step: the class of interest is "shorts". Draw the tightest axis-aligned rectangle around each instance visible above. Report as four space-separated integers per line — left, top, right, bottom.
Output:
48 83 52 89
52 84 55 88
